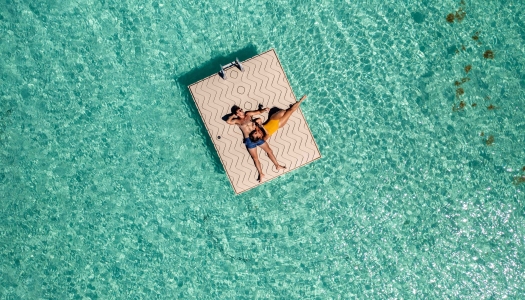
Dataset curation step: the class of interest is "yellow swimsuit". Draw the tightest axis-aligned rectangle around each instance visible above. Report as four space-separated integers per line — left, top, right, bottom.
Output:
263 119 280 136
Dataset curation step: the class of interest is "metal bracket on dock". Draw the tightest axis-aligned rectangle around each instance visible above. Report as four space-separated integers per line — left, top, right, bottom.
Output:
219 58 244 79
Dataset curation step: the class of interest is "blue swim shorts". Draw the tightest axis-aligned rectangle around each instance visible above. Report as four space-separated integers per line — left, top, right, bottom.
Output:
243 137 265 149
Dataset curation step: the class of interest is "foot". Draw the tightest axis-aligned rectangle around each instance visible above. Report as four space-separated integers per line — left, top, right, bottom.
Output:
276 165 286 171
289 95 307 110
298 94 307 103
257 173 265 182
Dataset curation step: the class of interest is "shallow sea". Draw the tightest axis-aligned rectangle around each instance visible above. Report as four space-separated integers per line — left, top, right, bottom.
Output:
1 0 525 298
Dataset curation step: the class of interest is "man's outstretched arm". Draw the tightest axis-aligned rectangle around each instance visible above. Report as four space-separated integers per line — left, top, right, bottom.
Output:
245 107 269 118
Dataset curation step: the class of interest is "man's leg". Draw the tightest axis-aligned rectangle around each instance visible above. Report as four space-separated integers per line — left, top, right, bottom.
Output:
247 147 265 181
259 143 285 171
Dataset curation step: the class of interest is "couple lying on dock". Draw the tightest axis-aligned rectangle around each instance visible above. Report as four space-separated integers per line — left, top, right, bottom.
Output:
227 95 307 182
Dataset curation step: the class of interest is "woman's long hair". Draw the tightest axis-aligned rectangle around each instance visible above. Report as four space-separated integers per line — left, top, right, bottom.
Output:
249 123 266 143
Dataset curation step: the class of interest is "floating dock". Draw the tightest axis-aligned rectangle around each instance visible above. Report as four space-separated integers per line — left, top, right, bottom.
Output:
188 49 321 194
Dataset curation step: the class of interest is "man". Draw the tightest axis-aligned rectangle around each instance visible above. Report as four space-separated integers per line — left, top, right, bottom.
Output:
226 105 285 182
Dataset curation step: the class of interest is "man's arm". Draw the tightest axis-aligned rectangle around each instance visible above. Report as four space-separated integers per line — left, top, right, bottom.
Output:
226 114 239 125
245 107 269 118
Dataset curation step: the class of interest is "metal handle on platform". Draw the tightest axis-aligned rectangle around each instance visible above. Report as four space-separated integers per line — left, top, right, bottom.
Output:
219 58 244 80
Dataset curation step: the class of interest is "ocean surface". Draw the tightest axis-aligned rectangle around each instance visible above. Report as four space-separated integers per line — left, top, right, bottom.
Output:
1 0 524 298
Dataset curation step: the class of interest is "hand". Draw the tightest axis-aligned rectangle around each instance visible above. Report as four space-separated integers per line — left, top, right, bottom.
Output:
258 104 269 113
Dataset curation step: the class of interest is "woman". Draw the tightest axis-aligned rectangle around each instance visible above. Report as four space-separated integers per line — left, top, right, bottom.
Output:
249 95 307 142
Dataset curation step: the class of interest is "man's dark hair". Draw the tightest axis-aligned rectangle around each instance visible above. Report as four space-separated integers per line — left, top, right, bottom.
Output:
231 105 241 115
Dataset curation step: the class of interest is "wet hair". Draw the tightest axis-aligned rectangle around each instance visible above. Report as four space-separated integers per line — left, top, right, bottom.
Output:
231 105 241 115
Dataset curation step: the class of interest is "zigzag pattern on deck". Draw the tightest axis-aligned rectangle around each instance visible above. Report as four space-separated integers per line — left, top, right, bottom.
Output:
189 49 321 194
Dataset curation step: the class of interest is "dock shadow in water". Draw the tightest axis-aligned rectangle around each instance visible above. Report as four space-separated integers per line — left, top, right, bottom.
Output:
176 45 259 174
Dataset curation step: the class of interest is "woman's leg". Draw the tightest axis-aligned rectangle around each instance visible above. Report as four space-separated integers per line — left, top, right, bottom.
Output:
274 94 307 128
269 109 286 121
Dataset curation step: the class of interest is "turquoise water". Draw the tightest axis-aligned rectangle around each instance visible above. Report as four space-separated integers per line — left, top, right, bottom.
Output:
1 0 525 298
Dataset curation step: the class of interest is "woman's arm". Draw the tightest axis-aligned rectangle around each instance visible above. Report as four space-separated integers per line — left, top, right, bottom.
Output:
256 123 269 141
252 117 263 125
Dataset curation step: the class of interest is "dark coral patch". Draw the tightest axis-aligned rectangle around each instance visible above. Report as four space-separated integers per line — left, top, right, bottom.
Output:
485 135 494 146
455 8 466 22
484 50 494 59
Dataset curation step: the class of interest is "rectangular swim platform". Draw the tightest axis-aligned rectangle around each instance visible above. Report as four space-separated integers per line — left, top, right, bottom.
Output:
188 49 321 194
